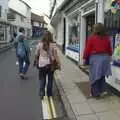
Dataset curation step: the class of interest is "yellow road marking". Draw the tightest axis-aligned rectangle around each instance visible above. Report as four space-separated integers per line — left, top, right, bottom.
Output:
49 97 57 118
42 96 52 119
41 85 57 119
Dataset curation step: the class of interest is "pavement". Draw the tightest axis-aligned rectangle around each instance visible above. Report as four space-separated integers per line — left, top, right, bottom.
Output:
55 51 120 120
0 41 68 120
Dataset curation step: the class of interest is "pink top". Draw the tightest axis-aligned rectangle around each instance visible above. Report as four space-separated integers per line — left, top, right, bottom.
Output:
35 42 57 67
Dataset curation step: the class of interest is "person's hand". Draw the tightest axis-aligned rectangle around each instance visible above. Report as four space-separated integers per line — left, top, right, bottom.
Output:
33 59 39 69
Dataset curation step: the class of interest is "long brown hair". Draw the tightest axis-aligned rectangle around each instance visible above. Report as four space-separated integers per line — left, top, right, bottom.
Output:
42 31 53 51
93 23 107 36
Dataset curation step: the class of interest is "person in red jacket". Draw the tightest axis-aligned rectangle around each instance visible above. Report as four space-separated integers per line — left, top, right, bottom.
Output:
83 23 112 99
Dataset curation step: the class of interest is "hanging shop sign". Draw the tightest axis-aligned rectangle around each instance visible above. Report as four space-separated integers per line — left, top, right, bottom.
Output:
104 0 120 15
111 0 120 15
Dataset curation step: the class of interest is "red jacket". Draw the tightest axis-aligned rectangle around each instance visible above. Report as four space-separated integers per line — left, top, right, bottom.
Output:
83 35 112 59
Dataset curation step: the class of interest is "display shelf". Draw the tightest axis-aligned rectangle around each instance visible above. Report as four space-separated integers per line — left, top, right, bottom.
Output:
66 48 79 62
67 44 79 53
106 66 120 92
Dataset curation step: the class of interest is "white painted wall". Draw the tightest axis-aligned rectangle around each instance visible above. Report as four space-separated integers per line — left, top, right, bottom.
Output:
52 0 65 17
97 0 104 23
56 16 64 46
9 0 27 17
25 6 31 29
8 0 31 29
0 0 8 21
80 14 86 65
9 13 26 28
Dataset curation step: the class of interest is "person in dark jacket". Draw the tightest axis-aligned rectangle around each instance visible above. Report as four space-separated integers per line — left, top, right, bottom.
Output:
83 23 112 99
10 32 17 43
15 27 30 80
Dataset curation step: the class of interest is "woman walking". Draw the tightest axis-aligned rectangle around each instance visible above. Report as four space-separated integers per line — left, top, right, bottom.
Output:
83 23 112 99
34 31 61 100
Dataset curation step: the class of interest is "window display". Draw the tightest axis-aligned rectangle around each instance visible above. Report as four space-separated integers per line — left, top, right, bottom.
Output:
105 8 120 67
86 14 95 37
0 24 5 41
104 1 120 90
67 14 80 52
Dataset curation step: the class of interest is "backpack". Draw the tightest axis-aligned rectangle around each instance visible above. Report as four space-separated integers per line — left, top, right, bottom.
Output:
16 35 26 58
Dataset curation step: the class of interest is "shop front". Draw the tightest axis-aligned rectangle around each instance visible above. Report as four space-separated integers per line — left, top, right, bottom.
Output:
79 0 96 65
0 21 14 43
104 0 120 91
66 12 80 62
65 0 96 63
0 23 5 42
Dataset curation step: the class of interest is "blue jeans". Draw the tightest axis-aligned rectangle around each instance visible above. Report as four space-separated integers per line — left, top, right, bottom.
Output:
39 65 54 97
91 76 107 97
18 56 30 74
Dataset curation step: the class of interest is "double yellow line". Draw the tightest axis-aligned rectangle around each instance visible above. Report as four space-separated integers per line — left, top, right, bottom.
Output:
41 95 57 119
41 72 60 119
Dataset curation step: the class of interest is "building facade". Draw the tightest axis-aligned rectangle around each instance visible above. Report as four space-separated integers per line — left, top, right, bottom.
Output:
8 0 32 39
0 0 10 43
51 0 120 91
50 0 66 49
31 12 47 38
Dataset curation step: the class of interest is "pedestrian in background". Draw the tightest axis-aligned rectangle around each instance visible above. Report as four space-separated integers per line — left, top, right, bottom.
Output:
12 32 19 66
83 23 112 99
34 31 61 100
15 28 30 80
10 32 17 43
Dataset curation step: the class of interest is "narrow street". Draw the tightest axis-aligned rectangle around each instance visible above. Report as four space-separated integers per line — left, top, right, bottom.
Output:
0 47 42 120
2 0 120 120
0 41 68 120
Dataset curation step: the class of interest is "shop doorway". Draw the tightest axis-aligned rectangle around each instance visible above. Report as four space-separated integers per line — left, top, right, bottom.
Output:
86 14 95 38
82 13 95 65
63 18 66 54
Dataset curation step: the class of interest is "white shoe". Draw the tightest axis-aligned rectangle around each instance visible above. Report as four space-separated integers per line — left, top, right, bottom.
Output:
16 61 19 65
23 62 26 67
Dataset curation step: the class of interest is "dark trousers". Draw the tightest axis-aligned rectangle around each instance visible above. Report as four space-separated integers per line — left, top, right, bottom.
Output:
39 65 54 97
18 56 30 74
91 76 107 97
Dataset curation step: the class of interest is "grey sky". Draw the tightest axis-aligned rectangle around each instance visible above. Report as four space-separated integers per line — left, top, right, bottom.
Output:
23 0 50 15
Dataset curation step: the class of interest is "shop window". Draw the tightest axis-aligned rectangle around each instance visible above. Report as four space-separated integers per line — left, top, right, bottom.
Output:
105 10 120 29
67 14 80 52
105 10 120 67
0 24 5 41
86 14 95 38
